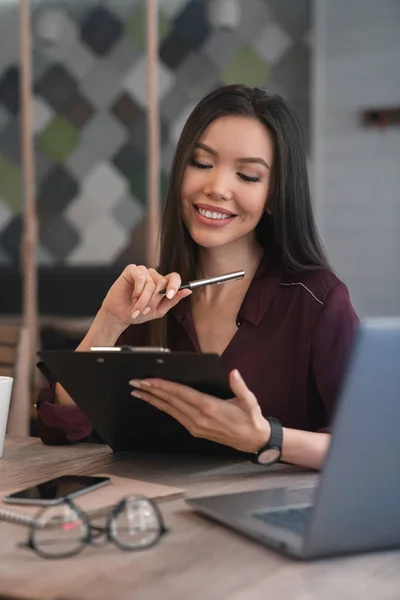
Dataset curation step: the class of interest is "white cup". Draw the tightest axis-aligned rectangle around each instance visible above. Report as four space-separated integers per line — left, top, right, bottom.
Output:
0 377 13 458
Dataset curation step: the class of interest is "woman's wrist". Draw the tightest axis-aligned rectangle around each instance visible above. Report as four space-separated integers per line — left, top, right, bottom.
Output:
235 418 271 454
76 309 127 351
248 418 271 453
53 310 127 407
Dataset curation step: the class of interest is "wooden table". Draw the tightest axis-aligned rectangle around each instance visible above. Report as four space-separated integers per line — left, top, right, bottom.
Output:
0 438 399 600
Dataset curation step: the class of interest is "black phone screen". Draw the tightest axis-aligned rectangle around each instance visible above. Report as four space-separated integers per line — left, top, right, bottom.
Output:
7 475 110 501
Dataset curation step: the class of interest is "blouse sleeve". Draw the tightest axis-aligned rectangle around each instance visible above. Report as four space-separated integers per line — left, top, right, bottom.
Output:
311 281 359 430
36 322 149 445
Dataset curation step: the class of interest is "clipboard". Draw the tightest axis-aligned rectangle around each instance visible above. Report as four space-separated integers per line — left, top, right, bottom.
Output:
37 348 240 456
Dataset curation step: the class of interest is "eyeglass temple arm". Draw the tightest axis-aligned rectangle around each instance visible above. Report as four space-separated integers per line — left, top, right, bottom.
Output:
0 506 38 528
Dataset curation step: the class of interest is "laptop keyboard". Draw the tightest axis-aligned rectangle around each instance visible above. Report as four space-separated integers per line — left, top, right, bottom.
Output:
253 506 313 535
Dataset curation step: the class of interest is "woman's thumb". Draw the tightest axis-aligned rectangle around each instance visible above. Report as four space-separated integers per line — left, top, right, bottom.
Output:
159 288 192 315
229 369 256 408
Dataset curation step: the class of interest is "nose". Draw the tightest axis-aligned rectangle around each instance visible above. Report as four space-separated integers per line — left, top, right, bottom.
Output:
203 167 233 202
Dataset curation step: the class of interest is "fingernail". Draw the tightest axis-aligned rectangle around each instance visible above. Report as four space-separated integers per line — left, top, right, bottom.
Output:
166 289 175 299
232 369 241 382
132 310 141 319
131 391 142 399
143 306 151 315
129 379 141 388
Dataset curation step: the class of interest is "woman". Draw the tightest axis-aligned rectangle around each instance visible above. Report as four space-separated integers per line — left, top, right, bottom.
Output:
37 84 358 469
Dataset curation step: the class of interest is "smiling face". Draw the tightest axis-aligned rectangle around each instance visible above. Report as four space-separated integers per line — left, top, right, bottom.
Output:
180 115 274 251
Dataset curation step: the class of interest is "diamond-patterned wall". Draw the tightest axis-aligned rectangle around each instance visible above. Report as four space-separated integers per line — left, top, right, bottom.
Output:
0 0 311 266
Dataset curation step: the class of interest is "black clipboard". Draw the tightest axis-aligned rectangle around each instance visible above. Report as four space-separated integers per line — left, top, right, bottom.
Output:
37 348 241 456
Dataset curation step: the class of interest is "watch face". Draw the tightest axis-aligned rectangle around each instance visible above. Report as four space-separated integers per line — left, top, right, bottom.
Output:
258 447 281 465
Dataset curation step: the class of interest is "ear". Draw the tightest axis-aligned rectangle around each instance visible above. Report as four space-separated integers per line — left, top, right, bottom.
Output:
263 192 273 215
264 204 273 216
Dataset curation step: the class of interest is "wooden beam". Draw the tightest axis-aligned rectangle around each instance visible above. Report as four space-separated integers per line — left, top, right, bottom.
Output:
146 0 161 268
12 0 39 436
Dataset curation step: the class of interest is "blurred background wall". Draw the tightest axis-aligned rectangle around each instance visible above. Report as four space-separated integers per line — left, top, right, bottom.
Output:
0 0 310 264
0 0 399 318
314 0 400 317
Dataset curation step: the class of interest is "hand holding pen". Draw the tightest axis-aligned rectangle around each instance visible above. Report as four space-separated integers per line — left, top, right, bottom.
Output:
158 270 245 294
100 265 245 329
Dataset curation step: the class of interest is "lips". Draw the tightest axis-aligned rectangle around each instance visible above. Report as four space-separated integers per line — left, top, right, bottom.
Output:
194 203 237 218
192 204 236 228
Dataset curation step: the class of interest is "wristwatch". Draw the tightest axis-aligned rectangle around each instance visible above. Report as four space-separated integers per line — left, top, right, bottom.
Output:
252 417 283 466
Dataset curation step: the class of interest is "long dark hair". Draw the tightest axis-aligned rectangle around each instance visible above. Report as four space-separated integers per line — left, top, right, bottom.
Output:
150 84 330 345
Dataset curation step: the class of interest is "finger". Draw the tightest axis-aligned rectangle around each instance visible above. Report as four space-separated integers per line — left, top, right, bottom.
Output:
121 264 137 284
156 288 192 318
141 270 183 317
163 272 182 300
130 379 201 420
139 377 214 409
127 265 148 302
148 268 168 293
229 370 258 410
131 276 157 318
142 269 169 313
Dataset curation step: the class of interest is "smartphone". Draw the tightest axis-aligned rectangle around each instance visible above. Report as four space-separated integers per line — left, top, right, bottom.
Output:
3 475 111 506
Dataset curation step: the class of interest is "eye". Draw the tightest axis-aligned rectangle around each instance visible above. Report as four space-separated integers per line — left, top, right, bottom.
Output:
189 158 212 170
238 173 261 183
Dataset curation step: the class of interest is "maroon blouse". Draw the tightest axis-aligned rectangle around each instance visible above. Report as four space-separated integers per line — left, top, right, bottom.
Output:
36 257 359 445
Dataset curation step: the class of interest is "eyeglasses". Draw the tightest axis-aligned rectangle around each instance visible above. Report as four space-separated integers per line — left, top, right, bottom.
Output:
1 495 167 559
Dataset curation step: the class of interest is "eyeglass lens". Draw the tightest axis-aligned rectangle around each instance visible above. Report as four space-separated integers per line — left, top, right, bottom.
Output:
32 503 88 558
109 495 163 550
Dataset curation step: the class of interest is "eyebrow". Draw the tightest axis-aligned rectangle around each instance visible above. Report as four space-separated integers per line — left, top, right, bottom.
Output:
195 142 270 170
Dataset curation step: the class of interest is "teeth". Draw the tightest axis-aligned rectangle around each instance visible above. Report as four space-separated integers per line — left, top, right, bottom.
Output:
198 208 231 220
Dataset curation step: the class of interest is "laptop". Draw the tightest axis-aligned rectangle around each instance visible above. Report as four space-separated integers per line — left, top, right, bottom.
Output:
187 317 400 559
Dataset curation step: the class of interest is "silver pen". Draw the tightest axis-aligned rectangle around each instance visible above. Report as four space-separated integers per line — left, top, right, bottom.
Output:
159 270 245 295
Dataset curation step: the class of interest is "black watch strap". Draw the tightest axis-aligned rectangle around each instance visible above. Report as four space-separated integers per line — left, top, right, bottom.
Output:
267 417 283 449
252 417 283 465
